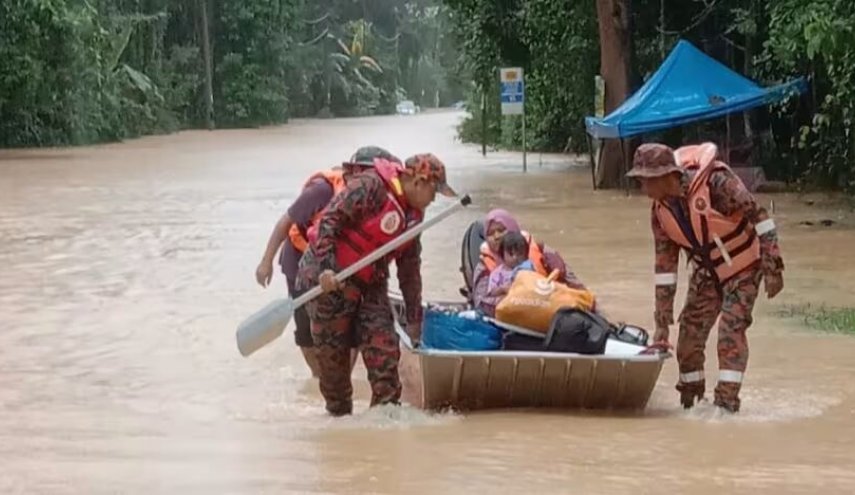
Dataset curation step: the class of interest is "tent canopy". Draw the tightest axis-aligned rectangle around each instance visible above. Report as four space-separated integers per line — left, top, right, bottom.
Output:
585 40 807 140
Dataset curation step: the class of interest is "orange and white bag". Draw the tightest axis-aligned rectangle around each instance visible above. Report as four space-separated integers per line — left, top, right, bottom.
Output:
495 270 597 334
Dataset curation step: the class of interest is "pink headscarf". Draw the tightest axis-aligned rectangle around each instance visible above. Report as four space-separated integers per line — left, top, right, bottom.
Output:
484 209 521 257
485 209 521 234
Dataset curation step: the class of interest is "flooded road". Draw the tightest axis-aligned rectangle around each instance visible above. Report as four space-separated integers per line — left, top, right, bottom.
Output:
2 111 855 494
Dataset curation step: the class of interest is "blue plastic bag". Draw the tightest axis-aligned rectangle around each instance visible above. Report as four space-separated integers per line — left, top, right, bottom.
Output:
421 309 502 351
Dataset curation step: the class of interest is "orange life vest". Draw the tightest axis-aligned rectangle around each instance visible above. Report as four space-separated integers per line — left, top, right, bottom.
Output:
478 231 548 276
288 169 346 253
654 143 760 285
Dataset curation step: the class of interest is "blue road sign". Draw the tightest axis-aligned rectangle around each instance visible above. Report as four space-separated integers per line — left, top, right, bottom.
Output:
500 68 524 115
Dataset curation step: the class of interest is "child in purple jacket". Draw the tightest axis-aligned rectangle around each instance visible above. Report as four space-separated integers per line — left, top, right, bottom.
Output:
487 231 535 298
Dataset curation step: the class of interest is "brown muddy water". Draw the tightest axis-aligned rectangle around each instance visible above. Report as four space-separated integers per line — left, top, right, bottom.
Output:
2 111 855 494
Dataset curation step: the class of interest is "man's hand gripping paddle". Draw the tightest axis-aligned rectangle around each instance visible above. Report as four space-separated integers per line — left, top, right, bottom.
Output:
236 194 472 357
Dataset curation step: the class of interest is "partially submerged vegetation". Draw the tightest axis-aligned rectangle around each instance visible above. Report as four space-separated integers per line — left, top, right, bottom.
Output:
778 304 855 335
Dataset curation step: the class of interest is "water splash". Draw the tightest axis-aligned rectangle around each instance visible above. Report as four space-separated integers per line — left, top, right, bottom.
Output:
677 388 842 423
325 403 462 430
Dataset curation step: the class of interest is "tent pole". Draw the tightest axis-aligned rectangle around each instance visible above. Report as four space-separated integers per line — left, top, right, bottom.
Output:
725 112 731 163
620 138 630 196
586 134 597 190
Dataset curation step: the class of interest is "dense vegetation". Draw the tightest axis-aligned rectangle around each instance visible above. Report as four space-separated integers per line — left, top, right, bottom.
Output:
3 0 855 189
448 0 855 189
0 0 463 146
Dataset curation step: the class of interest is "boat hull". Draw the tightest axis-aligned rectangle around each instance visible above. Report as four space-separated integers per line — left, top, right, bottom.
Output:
409 348 665 411
390 295 668 412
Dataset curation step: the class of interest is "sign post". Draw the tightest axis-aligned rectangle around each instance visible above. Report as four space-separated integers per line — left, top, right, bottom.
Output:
592 75 606 185
500 67 526 173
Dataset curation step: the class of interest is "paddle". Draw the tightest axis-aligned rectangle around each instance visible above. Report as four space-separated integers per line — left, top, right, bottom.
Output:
236 194 472 357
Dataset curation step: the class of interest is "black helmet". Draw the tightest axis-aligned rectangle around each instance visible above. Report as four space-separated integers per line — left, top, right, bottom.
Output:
344 146 401 168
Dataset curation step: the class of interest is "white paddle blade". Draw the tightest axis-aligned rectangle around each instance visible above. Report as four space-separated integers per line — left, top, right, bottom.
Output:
236 298 294 357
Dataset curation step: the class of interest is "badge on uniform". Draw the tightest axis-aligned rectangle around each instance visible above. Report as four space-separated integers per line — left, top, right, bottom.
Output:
380 211 402 234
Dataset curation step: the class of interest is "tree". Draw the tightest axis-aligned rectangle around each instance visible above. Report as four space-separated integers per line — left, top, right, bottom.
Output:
594 0 634 189
198 0 214 129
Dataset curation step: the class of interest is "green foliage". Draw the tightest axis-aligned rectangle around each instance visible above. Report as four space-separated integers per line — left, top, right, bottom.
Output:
522 0 598 151
213 0 291 127
457 84 502 148
778 304 855 334
0 0 463 147
762 0 855 189
447 0 855 190
447 0 595 152
159 44 203 126
8 0 852 194
1 0 96 146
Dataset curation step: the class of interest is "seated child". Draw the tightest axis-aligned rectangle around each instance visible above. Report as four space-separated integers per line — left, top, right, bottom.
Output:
487 231 535 298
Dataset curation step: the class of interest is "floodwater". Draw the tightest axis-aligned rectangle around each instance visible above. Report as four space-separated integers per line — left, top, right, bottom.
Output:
2 111 855 494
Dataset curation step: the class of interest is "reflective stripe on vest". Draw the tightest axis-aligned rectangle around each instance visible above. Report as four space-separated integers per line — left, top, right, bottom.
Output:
288 169 346 253
478 231 548 276
654 145 760 285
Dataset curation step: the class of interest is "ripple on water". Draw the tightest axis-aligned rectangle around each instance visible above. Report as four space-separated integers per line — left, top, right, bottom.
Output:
226 364 461 431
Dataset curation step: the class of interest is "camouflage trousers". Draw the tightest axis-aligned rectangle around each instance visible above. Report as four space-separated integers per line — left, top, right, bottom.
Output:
306 281 401 416
676 265 762 412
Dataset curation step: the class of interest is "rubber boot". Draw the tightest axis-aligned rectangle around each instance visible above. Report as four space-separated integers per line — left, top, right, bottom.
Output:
676 380 705 410
714 381 741 413
326 400 353 417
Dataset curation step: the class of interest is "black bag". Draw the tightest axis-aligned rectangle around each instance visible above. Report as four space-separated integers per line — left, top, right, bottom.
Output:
543 308 614 354
500 309 651 354
501 331 546 351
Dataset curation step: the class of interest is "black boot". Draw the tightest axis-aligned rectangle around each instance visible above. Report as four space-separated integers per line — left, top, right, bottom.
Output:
326 400 353 417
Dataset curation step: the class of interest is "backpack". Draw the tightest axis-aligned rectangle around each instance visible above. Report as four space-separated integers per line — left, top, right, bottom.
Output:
501 308 650 354
544 308 612 354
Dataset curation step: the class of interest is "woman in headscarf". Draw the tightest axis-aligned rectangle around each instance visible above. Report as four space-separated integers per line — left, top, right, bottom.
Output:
471 208 587 316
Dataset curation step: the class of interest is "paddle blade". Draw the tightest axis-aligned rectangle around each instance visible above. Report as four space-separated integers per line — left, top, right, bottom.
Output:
236 298 294 357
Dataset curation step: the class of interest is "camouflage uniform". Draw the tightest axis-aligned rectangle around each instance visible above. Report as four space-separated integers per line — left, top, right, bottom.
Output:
282 145 400 350
297 154 453 416
303 279 409 415
631 144 784 412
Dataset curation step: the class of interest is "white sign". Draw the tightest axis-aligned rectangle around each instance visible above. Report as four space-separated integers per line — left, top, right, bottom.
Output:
500 67 524 115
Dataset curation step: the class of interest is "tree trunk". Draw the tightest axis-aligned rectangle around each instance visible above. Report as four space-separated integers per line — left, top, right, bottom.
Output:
595 0 633 189
325 36 332 112
198 0 214 129
743 0 756 140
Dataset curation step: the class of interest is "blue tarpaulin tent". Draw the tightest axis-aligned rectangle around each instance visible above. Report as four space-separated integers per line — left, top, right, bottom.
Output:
585 40 807 139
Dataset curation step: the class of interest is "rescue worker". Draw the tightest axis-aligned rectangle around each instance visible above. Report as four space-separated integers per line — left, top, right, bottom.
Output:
254 146 400 377
627 142 785 413
296 153 456 416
